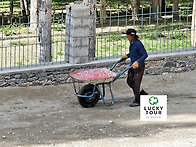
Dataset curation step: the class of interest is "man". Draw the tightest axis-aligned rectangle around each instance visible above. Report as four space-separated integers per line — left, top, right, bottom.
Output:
120 28 148 107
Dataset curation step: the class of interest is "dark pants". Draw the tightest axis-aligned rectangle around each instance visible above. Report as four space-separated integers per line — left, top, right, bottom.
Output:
127 66 145 103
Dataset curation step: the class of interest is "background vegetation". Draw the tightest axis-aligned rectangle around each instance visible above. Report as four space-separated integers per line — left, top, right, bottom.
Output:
0 0 194 67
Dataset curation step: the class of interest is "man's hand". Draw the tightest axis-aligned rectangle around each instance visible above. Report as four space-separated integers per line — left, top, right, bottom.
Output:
132 61 139 69
120 56 128 62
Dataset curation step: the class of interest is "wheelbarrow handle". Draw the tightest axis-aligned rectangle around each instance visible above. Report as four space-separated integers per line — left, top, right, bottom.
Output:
110 60 121 71
113 65 133 82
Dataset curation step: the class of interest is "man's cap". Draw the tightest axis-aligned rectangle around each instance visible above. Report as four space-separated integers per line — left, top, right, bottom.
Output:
123 28 139 38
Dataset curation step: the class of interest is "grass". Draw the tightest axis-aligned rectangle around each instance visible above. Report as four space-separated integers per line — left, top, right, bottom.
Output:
52 25 64 31
10 41 26 46
57 48 64 56
96 30 191 58
106 33 122 42
0 25 26 36
16 61 23 66
143 36 191 52
53 26 62 31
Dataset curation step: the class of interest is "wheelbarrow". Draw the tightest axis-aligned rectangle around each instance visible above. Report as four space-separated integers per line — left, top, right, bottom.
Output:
70 60 132 108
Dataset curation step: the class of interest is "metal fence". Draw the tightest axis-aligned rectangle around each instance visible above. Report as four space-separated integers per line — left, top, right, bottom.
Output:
0 9 70 71
94 2 195 60
0 1 195 71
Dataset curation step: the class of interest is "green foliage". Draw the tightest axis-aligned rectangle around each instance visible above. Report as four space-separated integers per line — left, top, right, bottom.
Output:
142 31 191 52
169 32 188 40
96 29 191 58
10 41 26 46
0 26 15 36
0 0 20 15
0 25 25 36
106 33 122 42
145 32 165 40
52 0 73 8
53 26 62 31
138 25 148 30
16 61 23 66
58 48 64 56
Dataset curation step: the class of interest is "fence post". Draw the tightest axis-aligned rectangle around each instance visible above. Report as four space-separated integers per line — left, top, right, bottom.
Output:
66 4 90 64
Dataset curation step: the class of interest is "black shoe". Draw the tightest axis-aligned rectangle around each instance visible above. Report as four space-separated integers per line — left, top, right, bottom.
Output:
130 101 140 107
140 89 148 95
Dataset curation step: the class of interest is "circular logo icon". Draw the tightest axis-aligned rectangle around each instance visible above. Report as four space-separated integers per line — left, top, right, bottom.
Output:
149 96 159 105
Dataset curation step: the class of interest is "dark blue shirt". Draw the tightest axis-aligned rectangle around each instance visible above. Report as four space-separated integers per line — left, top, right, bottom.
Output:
126 39 148 67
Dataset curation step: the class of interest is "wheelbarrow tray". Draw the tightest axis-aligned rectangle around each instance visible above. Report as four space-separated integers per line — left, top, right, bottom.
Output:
70 68 116 84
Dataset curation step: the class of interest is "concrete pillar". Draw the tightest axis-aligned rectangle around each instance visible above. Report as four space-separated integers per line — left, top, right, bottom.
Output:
191 0 196 48
66 4 90 64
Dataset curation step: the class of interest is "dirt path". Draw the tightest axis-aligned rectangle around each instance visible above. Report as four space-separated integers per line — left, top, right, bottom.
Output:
0 70 196 147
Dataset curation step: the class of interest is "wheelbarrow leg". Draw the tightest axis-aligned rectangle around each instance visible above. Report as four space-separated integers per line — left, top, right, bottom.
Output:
108 82 114 106
98 82 114 106
102 84 105 97
97 86 106 104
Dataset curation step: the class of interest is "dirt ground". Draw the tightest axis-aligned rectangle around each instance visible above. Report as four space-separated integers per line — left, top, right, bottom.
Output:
0 69 196 147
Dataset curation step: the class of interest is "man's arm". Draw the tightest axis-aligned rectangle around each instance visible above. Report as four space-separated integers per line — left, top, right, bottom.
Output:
137 43 148 64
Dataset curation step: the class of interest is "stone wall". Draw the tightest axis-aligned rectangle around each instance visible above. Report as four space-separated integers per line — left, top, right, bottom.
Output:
0 51 195 87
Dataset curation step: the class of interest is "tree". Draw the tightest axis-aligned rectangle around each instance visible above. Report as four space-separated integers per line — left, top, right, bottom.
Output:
160 0 166 12
151 0 158 18
191 0 196 47
151 0 167 19
20 0 29 23
130 0 140 20
9 0 14 23
173 0 179 19
10 0 13 15
38 0 52 63
30 0 38 28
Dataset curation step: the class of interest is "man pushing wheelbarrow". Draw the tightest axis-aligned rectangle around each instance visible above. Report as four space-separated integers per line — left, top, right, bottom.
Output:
120 28 148 107
70 28 148 108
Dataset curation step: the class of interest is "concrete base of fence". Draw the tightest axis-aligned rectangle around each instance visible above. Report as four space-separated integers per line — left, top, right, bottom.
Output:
0 51 196 87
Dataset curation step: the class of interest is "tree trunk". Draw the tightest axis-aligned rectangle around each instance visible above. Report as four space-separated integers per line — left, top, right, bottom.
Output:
10 0 13 14
129 0 140 20
135 0 140 15
30 0 38 28
38 0 52 63
9 0 14 23
20 0 29 23
151 0 158 19
191 0 196 47
160 0 166 12
173 0 179 19
152 0 167 19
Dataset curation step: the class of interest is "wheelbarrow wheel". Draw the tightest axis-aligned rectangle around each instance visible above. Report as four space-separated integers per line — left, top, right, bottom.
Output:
78 84 100 108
